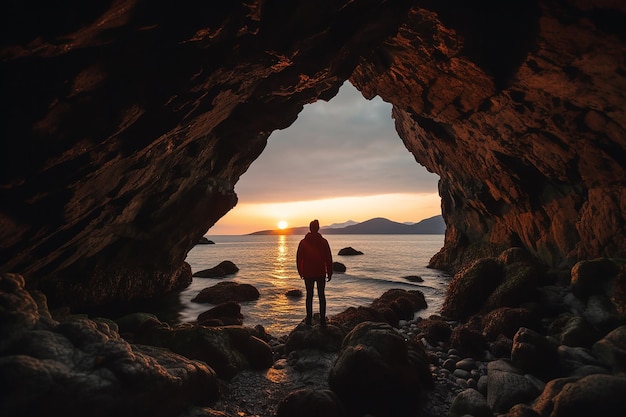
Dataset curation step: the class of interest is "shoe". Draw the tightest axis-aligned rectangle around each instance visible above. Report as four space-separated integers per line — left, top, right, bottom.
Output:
305 317 312 326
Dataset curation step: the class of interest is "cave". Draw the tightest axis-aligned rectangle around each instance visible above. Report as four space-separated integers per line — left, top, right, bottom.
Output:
1 0 625 308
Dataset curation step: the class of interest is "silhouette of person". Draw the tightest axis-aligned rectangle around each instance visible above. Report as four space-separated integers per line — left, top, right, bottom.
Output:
296 219 333 326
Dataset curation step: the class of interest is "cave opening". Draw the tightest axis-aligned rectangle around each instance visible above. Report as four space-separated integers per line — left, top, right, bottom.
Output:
209 81 442 236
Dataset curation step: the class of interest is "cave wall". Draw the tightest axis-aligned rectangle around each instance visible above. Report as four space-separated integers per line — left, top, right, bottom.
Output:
351 0 626 271
1 0 625 309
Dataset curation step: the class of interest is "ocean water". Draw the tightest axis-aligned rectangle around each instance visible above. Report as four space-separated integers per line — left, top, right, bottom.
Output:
181 234 451 336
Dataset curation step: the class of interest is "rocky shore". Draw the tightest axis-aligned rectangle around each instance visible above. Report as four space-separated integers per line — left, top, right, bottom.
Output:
2 248 625 417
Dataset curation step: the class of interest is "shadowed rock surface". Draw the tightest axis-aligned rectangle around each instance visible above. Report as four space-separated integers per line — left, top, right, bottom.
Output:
1 1 624 311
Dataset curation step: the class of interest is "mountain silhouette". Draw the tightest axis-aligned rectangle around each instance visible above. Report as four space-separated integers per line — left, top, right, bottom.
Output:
248 215 445 235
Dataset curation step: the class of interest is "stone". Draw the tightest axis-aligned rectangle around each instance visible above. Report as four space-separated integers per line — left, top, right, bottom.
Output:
570 258 620 300
192 281 260 304
196 237 215 244
328 322 432 417
193 260 239 278
276 388 345 417
441 258 503 320
582 294 620 331
511 327 559 379
449 388 494 417
285 289 303 298
481 307 540 340
284 322 345 353
450 324 489 359
197 301 244 326
332 262 346 273
592 325 626 373
486 360 540 414
553 315 601 348
415 317 452 346
550 374 626 417
403 275 424 282
337 247 363 256
482 262 540 312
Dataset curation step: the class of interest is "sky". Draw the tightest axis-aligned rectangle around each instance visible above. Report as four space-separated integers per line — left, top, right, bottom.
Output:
207 82 441 235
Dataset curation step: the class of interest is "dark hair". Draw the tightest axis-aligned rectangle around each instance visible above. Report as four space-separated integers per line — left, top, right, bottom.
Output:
309 219 320 232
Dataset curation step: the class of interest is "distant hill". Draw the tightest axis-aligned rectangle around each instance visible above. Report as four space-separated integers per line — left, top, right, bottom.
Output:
248 215 445 235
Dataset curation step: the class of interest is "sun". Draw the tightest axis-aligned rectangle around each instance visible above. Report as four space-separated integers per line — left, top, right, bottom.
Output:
277 220 288 230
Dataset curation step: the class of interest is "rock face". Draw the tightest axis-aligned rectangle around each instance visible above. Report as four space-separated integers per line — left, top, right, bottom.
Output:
1 1 625 309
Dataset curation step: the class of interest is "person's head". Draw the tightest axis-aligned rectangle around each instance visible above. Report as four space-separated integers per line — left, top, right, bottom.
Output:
309 219 320 232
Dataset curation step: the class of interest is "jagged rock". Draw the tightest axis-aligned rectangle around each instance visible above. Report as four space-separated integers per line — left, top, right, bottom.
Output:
441 258 503 320
337 247 363 256
193 261 239 278
192 281 260 304
197 237 215 245
0 274 219 417
328 322 432 417
276 388 345 417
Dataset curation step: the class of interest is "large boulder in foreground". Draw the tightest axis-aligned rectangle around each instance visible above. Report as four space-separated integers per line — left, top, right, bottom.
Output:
328 322 432 417
0 273 219 417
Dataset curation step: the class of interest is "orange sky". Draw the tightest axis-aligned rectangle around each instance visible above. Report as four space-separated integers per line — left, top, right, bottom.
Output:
207 82 441 235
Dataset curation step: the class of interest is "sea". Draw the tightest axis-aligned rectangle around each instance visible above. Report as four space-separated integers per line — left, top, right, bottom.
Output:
179 234 451 336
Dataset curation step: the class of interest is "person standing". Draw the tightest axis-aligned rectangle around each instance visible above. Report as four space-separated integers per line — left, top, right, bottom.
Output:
296 219 333 326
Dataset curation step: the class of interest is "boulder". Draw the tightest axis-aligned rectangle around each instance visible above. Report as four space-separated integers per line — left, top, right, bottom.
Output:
481 307 540 340
592 325 626 373
415 316 452 346
197 301 244 326
403 275 424 282
550 315 601 348
486 360 540 414
372 288 428 320
450 324 489 359
285 289 303 298
441 257 504 320
550 374 626 417
511 327 559 379
570 258 620 300
330 306 388 331
332 262 346 273
0 274 219 417
284 322 346 353
192 281 260 304
449 388 494 417
482 262 539 312
193 260 239 278
276 388 345 417
328 322 432 417
337 247 363 256
582 294 621 331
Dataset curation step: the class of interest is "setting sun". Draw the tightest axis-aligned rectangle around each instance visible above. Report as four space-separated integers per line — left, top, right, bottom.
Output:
277 220 288 230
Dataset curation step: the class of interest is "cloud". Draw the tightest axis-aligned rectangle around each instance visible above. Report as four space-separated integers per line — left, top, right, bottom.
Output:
234 81 440 203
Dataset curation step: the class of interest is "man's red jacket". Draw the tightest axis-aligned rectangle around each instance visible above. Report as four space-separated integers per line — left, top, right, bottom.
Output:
296 232 333 278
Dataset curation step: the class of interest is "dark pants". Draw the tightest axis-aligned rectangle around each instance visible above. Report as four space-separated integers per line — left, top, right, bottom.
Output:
304 276 326 321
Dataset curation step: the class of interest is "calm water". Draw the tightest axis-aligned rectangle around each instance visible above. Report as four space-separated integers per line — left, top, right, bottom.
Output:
181 234 451 336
